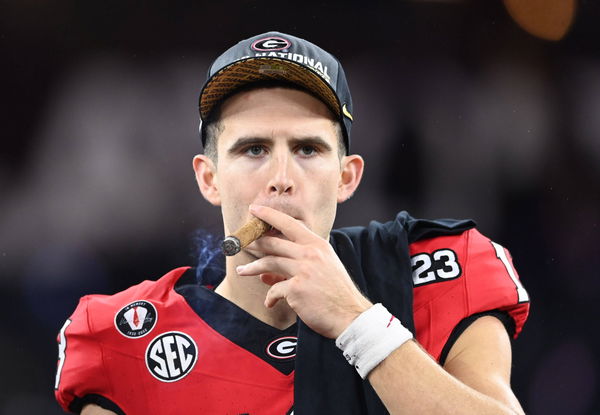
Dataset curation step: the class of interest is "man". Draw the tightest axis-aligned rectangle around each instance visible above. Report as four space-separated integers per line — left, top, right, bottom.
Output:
54 31 529 414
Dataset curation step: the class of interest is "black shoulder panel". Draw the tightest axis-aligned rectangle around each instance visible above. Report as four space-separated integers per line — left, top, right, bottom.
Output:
329 213 415 332
398 211 477 243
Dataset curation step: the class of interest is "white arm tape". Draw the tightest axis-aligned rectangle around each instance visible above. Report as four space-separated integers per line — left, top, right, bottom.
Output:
335 303 413 379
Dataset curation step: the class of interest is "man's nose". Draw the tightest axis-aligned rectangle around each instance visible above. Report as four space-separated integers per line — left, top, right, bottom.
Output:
266 154 295 196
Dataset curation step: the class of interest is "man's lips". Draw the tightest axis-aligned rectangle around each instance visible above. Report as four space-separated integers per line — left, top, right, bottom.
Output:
265 228 281 236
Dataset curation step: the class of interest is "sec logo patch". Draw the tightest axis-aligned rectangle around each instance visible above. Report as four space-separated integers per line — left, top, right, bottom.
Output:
146 331 198 382
114 300 157 338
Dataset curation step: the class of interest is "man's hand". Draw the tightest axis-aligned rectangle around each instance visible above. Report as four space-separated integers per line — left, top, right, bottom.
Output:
236 204 372 338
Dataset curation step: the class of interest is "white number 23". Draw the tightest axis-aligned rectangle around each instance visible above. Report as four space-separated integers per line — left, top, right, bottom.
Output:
411 249 462 286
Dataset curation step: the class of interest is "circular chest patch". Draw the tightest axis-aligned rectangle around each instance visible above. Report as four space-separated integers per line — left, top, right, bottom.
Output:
114 300 157 338
146 331 198 382
266 336 297 360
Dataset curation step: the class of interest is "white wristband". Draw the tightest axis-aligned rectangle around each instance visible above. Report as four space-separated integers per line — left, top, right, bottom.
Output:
335 303 413 379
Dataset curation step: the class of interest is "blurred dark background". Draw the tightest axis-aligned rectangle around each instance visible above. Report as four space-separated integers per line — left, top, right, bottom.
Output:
1 0 599 413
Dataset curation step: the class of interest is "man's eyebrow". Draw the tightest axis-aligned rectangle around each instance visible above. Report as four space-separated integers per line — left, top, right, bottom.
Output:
288 137 333 152
227 137 274 155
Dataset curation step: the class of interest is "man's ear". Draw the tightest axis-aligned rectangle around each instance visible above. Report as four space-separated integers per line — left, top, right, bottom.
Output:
337 154 364 203
193 154 221 206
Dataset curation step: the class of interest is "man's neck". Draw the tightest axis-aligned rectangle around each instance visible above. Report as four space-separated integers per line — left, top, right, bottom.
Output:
214 252 297 330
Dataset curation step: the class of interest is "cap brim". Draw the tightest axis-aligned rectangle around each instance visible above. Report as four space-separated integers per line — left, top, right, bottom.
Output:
199 57 341 121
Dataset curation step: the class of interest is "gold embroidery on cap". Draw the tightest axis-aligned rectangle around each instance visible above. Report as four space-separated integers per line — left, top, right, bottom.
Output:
201 58 340 120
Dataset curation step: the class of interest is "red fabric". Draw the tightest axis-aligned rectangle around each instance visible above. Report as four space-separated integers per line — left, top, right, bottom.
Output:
411 229 530 362
55 267 294 415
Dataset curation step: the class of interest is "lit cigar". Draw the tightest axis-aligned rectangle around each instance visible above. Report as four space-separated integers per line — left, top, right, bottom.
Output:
221 217 272 256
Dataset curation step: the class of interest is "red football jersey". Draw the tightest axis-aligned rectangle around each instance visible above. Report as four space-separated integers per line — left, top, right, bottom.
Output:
55 229 529 414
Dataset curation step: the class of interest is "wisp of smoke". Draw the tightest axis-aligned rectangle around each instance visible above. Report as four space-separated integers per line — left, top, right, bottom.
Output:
192 229 225 286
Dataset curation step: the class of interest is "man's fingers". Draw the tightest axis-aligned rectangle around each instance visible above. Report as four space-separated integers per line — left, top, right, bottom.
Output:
260 273 286 286
265 279 292 308
237 256 295 278
248 236 297 258
249 204 312 243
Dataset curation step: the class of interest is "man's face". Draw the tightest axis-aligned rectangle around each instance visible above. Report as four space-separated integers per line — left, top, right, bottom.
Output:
209 87 348 241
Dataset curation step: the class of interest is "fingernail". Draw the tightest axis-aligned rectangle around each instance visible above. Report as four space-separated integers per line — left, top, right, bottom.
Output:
236 265 245 273
249 204 260 213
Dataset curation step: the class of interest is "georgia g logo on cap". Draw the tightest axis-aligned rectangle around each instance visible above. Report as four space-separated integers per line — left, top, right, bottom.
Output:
252 36 291 51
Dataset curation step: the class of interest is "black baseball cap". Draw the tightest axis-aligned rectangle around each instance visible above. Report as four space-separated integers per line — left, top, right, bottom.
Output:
198 31 353 154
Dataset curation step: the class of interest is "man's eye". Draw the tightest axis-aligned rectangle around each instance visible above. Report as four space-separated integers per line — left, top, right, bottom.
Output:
299 145 317 156
246 145 265 156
